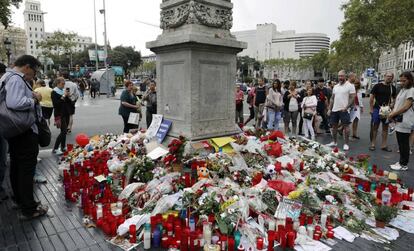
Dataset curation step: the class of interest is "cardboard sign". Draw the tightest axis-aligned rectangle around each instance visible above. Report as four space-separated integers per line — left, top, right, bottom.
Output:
146 114 163 139
156 119 172 143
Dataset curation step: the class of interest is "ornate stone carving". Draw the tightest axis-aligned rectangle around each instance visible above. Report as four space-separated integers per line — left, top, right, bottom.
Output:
160 0 233 30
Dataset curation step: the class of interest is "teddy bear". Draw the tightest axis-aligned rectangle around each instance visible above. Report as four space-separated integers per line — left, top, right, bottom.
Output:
197 165 210 180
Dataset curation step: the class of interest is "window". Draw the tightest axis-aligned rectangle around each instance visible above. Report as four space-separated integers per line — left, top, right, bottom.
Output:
30 40 33 44
30 45 33 49
404 62 406 69
35 27 37 31
29 27 31 31
40 16 42 22
40 28 42 32
35 34 37 38
30 34 32 37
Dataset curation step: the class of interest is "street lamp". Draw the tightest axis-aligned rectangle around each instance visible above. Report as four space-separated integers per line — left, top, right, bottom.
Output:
3 38 12 65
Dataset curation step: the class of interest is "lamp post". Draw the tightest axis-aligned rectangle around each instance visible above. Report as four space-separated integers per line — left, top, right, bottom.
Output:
3 38 12 66
93 0 99 71
100 0 109 98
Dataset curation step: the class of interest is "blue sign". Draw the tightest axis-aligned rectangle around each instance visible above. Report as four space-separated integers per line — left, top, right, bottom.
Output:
366 68 375 77
156 119 172 143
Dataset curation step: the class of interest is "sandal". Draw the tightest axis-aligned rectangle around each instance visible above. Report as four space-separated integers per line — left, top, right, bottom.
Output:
381 147 392 152
369 146 376 151
20 204 48 220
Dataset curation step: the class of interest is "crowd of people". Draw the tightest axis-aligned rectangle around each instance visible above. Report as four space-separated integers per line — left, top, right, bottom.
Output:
237 70 414 171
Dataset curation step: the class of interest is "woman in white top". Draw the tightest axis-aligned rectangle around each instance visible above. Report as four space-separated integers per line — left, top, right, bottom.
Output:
389 71 414 171
265 80 283 130
301 87 318 140
350 80 364 139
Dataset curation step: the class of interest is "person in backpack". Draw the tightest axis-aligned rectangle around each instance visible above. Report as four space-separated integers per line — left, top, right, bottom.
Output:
0 55 48 219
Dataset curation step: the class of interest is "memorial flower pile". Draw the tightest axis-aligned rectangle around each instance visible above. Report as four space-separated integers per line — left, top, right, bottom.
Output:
58 129 414 251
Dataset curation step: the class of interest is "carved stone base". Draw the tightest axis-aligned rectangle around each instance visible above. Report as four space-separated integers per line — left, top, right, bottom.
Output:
147 0 246 140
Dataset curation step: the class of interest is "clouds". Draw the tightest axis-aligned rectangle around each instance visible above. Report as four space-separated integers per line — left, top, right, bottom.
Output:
11 0 344 55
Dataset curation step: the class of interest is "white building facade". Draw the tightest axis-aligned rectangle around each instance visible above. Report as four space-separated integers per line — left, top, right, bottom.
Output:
232 23 330 61
378 42 414 80
23 0 93 57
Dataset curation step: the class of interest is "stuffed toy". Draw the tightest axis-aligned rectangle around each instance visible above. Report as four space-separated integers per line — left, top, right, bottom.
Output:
197 165 210 180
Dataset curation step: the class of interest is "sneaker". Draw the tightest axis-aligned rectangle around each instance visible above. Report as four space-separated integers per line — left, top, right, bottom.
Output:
327 142 337 147
52 149 64 155
390 163 408 171
343 144 350 151
34 173 47 183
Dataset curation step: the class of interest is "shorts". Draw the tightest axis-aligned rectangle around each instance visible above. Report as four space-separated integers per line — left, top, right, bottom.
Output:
41 107 53 119
283 110 299 124
330 111 351 125
249 106 254 119
371 107 387 125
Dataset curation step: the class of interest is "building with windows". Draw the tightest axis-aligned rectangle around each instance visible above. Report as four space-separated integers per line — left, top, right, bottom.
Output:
0 25 27 63
378 42 413 79
23 0 93 57
232 23 330 61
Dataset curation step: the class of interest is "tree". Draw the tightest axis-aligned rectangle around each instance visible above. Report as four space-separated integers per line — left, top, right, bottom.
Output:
37 31 77 68
337 0 414 74
110 46 141 75
0 0 22 28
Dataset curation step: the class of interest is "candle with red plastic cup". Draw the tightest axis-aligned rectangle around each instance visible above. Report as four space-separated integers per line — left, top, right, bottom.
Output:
228 237 235 251
327 231 334 238
185 172 191 187
279 230 287 249
313 232 320 240
256 237 264 250
267 231 275 251
161 235 169 248
175 225 182 239
287 232 295 248
372 164 377 174
307 215 313 225
130 225 137 243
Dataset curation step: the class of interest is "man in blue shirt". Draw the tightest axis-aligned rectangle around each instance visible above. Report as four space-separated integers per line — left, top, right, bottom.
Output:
1 55 48 219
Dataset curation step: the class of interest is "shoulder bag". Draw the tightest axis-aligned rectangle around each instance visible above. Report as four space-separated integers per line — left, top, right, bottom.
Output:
35 103 51 147
0 73 36 138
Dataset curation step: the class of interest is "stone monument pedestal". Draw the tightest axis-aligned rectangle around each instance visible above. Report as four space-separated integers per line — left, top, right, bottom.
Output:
147 0 246 140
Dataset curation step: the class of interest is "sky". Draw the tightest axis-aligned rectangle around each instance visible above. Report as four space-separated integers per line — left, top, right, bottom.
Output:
11 0 346 56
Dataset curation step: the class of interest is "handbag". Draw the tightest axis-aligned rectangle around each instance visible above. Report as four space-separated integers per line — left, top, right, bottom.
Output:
303 112 314 120
0 73 36 139
35 104 51 147
54 116 62 129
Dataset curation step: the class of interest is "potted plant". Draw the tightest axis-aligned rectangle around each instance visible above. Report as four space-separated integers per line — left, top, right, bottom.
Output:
374 205 398 228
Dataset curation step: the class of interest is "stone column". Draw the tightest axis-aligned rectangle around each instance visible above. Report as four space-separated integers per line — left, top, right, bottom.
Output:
147 0 246 140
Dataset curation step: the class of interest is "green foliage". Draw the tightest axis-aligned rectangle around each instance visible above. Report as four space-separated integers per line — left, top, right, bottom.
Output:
110 45 142 72
335 0 414 73
0 0 22 28
374 205 398 223
37 31 78 67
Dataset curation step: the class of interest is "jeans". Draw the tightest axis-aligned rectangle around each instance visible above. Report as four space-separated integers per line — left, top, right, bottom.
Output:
267 109 281 130
0 136 8 195
396 131 410 166
54 115 69 151
303 117 315 139
235 106 244 124
8 129 39 215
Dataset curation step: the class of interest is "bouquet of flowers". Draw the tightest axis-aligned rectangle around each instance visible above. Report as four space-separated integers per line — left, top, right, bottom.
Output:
163 136 186 166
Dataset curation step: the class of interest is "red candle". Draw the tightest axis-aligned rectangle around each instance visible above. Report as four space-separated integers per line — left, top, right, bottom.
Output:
228 237 235 251
327 231 334 238
129 224 136 243
267 231 275 251
307 215 313 225
287 232 295 248
185 173 191 187
161 235 169 248
279 231 286 249
313 232 320 240
256 237 264 250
